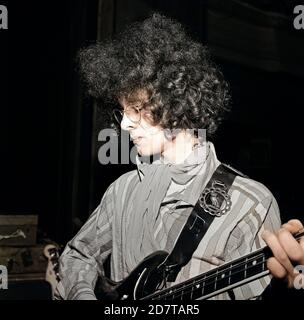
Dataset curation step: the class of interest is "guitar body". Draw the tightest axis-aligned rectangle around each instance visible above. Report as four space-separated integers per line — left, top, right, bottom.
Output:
95 251 169 300
43 230 303 300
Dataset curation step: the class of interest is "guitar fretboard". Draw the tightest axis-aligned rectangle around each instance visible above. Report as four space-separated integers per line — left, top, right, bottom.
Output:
143 246 272 300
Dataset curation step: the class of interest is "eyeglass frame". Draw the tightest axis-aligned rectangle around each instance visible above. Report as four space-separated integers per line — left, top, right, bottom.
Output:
112 105 144 125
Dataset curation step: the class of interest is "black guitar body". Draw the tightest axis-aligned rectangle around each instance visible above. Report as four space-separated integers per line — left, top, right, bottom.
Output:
93 230 304 301
95 251 169 300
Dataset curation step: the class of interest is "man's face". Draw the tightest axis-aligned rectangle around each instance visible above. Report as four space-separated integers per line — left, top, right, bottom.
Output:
119 97 167 157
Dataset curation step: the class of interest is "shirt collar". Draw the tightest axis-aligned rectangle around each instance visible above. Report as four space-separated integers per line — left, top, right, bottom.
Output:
136 142 221 206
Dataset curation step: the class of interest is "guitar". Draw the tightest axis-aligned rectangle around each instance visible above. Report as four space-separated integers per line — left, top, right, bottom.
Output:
43 243 60 299
95 230 304 300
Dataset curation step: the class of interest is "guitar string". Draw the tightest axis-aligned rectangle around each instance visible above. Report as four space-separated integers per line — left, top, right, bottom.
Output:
158 260 268 300
143 251 266 299
144 251 265 299
145 252 266 300
143 232 304 300
151 255 267 300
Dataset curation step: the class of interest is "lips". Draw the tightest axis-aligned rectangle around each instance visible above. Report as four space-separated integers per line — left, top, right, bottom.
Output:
133 138 142 144
131 136 143 144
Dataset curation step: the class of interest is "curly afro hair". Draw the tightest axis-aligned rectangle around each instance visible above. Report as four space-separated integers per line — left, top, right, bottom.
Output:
78 13 231 137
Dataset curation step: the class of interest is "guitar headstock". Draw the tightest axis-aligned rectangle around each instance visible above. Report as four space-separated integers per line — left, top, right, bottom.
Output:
43 243 60 298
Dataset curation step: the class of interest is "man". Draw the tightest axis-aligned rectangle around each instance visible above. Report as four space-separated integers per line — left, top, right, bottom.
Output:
56 14 303 300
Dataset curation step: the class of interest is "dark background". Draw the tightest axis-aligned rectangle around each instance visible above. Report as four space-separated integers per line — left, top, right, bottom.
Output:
2 0 304 245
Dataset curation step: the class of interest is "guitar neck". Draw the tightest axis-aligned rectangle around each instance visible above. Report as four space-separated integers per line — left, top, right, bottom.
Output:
145 247 270 300
144 230 304 300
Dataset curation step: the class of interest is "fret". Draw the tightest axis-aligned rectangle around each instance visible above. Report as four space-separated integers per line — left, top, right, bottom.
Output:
180 283 194 300
215 266 230 290
190 273 206 300
202 273 206 297
180 283 185 301
244 257 248 279
182 282 194 300
262 255 266 271
229 261 245 285
214 269 218 292
246 254 266 278
228 264 232 285
190 279 195 299
203 275 215 296
169 288 174 300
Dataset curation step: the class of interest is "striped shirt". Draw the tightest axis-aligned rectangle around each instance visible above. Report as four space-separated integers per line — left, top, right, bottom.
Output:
56 143 281 300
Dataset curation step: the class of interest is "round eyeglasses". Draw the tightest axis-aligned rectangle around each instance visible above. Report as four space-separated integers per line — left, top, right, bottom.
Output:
112 106 142 125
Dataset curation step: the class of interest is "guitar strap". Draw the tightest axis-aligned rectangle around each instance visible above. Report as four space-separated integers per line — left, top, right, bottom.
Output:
163 163 244 282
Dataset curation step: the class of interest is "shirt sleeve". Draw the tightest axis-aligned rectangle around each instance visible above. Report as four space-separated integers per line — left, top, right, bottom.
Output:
55 183 114 300
222 194 281 300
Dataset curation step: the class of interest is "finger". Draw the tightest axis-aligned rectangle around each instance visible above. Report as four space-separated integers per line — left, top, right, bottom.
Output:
266 257 288 280
262 230 294 275
277 228 304 265
301 237 304 251
282 219 303 234
288 219 303 229
266 257 287 279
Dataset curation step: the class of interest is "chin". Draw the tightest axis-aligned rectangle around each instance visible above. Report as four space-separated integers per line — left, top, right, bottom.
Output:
136 146 159 157
136 148 151 157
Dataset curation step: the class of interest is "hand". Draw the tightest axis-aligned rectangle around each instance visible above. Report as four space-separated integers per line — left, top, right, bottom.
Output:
262 219 304 288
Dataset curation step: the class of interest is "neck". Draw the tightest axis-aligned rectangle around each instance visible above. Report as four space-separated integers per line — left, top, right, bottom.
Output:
161 131 200 165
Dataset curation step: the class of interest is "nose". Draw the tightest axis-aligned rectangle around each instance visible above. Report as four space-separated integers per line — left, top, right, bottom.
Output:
120 113 137 132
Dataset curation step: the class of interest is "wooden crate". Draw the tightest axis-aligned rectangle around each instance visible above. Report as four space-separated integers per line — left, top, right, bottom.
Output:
0 215 38 246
